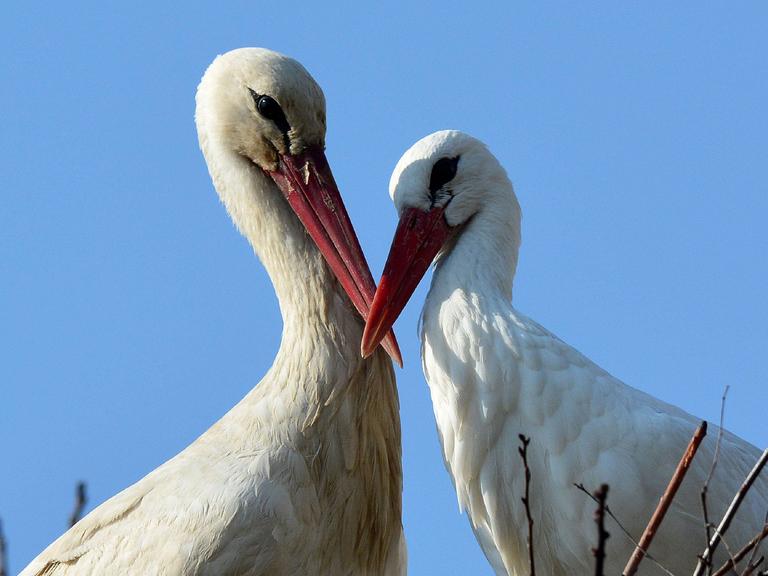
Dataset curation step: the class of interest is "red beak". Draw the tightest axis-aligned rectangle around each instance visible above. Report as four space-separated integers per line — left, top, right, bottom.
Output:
361 206 453 359
267 146 402 367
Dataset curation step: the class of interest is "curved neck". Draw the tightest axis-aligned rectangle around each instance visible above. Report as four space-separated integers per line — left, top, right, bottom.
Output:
197 125 403 574
199 135 376 415
432 184 521 304
204 139 343 326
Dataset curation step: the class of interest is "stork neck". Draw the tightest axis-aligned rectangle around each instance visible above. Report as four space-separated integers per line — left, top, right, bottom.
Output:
433 190 521 304
204 143 345 331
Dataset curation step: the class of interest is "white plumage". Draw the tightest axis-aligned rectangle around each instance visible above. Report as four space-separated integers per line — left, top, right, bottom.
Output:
363 130 767 575
21 48 405 576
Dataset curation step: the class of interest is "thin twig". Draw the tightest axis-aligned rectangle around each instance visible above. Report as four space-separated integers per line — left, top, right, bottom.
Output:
574 483 675 576
623 420 708 576
518 434 536 576
744 513 768 575
743 557 765 576
719 529 742 574
711 523 768 576
592 484 610 576
702 386 730 575
694 448 768 576
0 517 7 576
69 481 87 528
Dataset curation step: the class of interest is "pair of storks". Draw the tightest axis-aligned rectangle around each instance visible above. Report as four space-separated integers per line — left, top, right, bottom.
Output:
22 48 766 576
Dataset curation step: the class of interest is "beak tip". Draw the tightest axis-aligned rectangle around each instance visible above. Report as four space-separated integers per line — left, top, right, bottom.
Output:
360 334 374 360
360 337 403 368
385 333 404 368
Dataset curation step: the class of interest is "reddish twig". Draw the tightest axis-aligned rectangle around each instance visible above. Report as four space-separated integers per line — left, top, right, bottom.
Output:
518 434 536 576
702 386 730 575
694 448 768 576
69 481 87 528
592 484 610 576
622 420 708 576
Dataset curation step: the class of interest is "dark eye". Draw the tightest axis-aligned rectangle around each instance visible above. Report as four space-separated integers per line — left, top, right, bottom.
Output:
248 89 291 134
429 156 460 194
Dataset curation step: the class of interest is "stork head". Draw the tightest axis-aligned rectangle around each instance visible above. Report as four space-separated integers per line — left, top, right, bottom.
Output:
361 130 519 359
196 48 401 366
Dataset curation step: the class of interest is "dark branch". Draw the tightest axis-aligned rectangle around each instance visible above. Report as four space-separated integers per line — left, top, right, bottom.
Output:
743 557 764 576
69 481 87 528
694 447 768 576
518 434 536 576
623 420 708 576
573 483 675 575
592 484 610 576
0 517 7 576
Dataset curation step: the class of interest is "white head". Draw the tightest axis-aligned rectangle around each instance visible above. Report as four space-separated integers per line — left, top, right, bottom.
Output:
389 130 517 228
195 48 401 365
362 130 520 357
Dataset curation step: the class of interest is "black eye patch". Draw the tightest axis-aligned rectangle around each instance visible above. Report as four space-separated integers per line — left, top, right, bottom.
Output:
248 89 291 135
429 156 460 194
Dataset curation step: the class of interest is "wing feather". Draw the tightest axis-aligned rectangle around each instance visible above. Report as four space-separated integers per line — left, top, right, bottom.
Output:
422 299 768 575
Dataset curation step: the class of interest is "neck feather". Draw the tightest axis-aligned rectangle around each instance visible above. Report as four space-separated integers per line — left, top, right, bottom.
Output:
198 134 368 378
197 125 404 573
206 139 342 312
433 184 521 303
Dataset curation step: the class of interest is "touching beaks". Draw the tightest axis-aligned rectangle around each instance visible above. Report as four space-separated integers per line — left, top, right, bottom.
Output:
267 146 402 367
361 206 454 360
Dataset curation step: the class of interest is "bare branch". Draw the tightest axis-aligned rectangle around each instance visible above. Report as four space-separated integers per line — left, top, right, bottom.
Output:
742 556 764 576
711 521 768 576
719 529 741 574
573 483 675 576
694 448 768 576
592 484 610 576
69 481 88 528
744 513 768 575
0 517 7 576
518 434 536 576
702 386 730 575
623 420 708 576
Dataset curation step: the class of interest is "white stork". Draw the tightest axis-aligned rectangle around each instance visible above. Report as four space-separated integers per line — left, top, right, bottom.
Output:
362 130 767 575
22 48 406 576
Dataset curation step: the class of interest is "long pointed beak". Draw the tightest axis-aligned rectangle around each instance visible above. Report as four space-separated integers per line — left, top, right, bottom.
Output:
267 146 402 367
361 206 453 359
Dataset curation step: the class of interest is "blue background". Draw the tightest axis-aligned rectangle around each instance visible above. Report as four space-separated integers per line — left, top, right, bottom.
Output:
2 3 767 573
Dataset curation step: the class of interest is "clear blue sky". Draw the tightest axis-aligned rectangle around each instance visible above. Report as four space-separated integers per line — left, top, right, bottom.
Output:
2 2 767 574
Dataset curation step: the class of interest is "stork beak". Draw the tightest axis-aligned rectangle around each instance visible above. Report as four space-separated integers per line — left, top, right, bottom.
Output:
267 146 402 367
361 206 453 359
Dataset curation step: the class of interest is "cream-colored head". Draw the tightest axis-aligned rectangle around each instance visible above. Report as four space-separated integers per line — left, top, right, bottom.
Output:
195 47 327 170
194 48 402 365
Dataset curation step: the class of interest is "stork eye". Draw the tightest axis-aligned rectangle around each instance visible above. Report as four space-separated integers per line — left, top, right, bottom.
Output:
248 89 291 134
429 156 460 194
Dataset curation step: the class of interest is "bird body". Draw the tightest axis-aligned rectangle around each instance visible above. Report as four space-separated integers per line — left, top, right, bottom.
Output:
22 49 405 576
363 130 767 575
422 267 764 574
